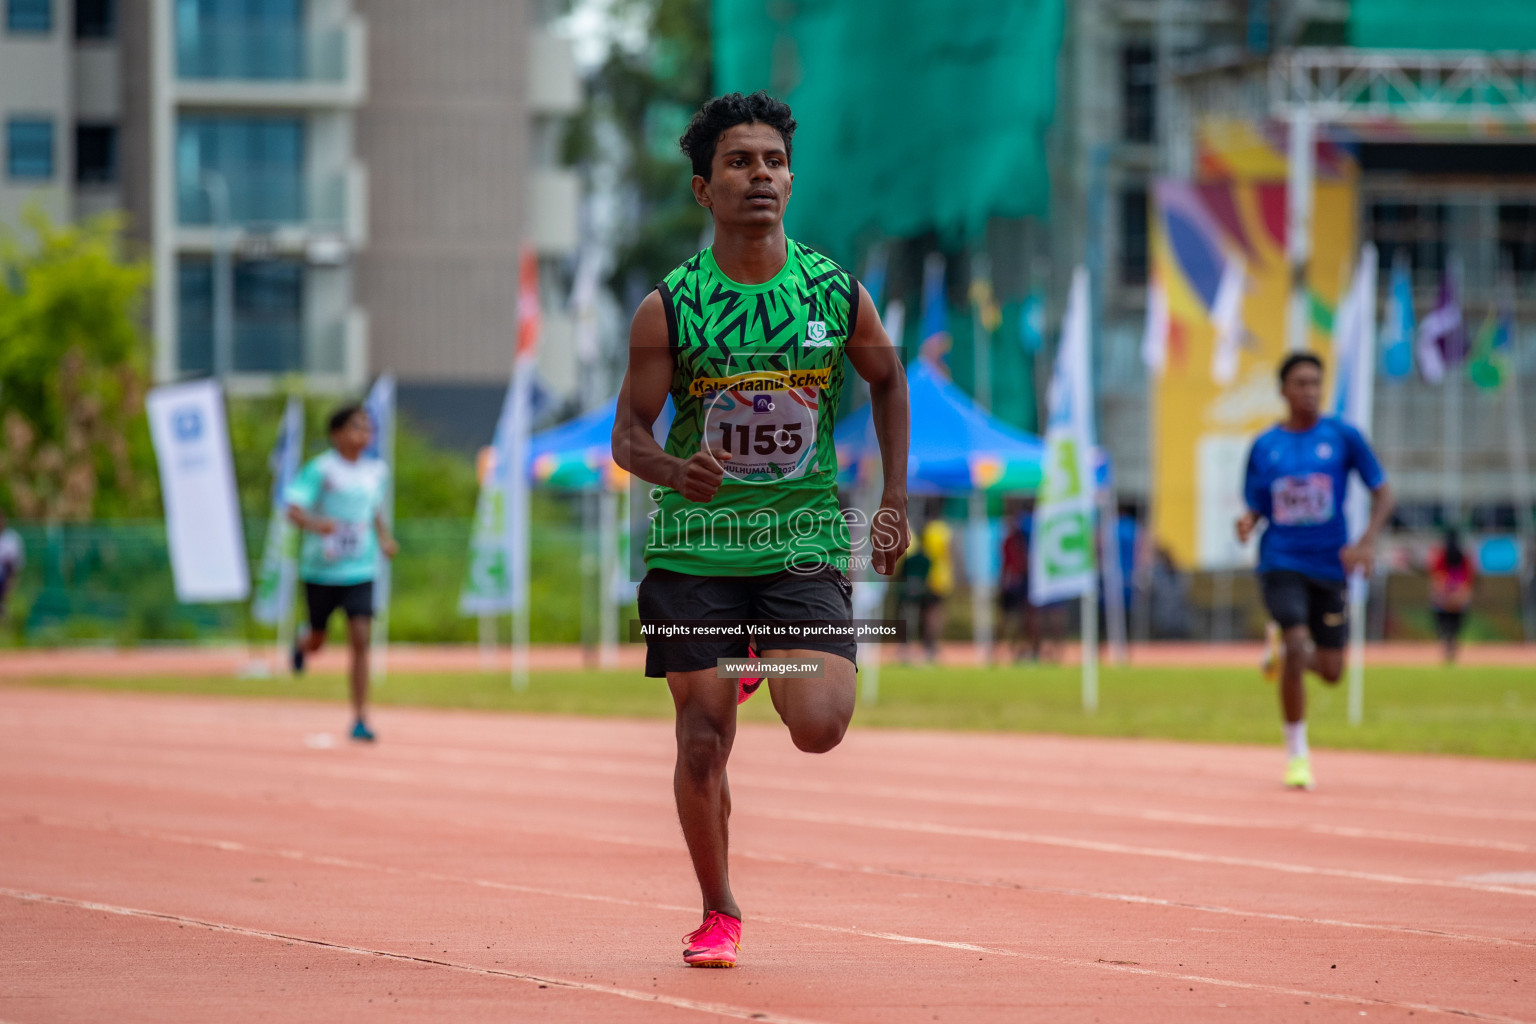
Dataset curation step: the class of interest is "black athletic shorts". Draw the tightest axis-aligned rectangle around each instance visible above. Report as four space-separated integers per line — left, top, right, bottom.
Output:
1259 570 1348 650
1434 608 1465 642
304 580 374 633
637 564 857 678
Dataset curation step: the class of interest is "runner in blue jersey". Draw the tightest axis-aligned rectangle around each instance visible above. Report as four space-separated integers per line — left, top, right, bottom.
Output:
285 404 399 742
1236 353 1394 790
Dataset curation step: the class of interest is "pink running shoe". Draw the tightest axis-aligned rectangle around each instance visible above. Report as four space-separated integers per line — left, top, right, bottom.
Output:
737 643 763 705
682 910 741 968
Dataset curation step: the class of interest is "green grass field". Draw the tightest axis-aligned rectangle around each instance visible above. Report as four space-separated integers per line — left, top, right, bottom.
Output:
13 662 1535 760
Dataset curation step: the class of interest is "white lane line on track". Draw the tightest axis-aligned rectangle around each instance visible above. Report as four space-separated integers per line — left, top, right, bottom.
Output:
767 808 1536 899
16 733 1536 836
3 841 1527 1024
31 812 1533 950
0 888 835 1024
365 745 1536 856
17 756 1536 904
22 743 1536 879
294 743 1536 839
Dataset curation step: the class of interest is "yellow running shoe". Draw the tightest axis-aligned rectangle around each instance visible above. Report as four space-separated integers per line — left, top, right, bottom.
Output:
1284 755 1315 790
1261 621 1281 683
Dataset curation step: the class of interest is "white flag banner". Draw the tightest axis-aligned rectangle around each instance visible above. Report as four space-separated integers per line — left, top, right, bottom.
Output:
251 396 304 624
362 373 397 635
1140 273 1169 375
1209 254 1246 386
1332 244 1379 568
460 384 517 615
147 379 250 603
1029 266 1098 605
509 247 543 617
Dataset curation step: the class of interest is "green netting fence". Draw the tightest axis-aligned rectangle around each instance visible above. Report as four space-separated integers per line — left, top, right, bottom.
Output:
0 513 629 647
712 0 1065 266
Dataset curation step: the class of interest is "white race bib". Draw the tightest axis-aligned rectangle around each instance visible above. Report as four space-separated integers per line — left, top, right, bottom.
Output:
702 386 819 484
323 521 364 562
1271 474 1334 526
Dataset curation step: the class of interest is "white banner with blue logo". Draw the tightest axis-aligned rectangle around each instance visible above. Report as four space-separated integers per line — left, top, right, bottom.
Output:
147 379 250 603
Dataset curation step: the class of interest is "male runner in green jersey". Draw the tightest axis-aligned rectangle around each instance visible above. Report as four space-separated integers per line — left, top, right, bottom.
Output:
612 91 910 968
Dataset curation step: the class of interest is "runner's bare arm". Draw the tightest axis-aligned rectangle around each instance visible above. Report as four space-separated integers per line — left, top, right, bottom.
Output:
1341 481 1395 576
846 282 911 575
612 290 727 503
286 504 335 535
375 512 398 558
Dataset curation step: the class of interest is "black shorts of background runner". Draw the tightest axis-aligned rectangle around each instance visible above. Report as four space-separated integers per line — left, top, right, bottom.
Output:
304 580 374 634
1259 570 1348 650
1434 609 1465 643
637 564 856 678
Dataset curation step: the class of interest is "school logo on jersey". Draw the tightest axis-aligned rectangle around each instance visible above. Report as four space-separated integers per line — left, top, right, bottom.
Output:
804 321 833 347
1316 443 1333 460
752 395 775 414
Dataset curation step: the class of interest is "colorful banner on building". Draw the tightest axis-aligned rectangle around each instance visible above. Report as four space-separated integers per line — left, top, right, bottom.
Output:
1149 118 1359 570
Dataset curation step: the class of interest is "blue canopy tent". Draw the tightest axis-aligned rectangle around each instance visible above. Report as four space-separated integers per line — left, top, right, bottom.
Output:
833 358 1108 494
832 358 1119 679
527 396 674 491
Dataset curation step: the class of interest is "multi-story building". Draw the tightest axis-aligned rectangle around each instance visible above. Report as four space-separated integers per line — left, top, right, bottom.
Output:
1 0 580 439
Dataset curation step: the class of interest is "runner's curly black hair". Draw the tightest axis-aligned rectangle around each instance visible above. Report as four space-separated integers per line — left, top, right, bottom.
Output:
679 91 796 180
1277 352 1323 385
328 404 364 435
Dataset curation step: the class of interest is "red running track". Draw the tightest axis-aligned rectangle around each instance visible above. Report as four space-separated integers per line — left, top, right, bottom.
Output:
1 685 1533 1023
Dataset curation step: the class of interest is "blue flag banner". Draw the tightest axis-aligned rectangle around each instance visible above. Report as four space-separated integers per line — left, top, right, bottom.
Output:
251 397 304 626
1380 251 1414 380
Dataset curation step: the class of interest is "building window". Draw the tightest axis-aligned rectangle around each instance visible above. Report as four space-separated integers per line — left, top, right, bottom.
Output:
178 256 305 374
176 0 305 80
5 0 51 32
1498 202 1536 285
1119 186 1149 287
1121 42 1156 144
75 123 118 184
1367 201 1448 282
6 118 55 180
74 0 114 38
176 115 305 225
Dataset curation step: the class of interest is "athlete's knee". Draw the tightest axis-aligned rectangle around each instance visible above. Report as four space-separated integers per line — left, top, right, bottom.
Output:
676 717 733 779
789 715 846 754
1314 652 1344 683
1281 632 1309 666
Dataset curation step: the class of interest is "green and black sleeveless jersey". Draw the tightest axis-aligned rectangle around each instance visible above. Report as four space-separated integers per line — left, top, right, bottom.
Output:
645 239 859 576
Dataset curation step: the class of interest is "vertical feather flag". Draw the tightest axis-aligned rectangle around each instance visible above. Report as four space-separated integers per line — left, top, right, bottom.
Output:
917 252 951 373
509 247 542 618
251 396 304 626
1141 272 1169 375
1416 264 1466 385
1209 254 1246 386
1379 251 1415 380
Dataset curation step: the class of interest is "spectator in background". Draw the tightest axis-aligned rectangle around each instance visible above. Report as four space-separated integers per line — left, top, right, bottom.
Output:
998 511 1041 661
897 536 932 664
1148 546 1191 640
919 518 954 662
1428 528 1475 664
0 511 23 621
